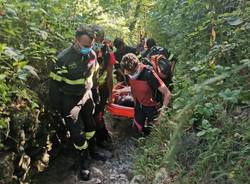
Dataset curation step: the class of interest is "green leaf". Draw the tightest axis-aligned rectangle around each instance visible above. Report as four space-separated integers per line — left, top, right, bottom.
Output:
39 30 48 40
205 3 209 9
219 89 241 104
201 119 210 129
197 131 206 137
39 8 48 15
0 118 10 129
23 65 39 79
191 66 200 72
240 59 250 67
0 44 7 53
4 47 24 61
17 65 39 80
5 6 17 17
226 17 243 26
31 101 39 109
13 61 28 68
0 74 7 81
188 0 193 5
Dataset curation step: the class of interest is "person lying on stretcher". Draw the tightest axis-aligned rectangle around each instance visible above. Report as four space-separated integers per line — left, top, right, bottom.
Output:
111 83 134 108
120 53 171 135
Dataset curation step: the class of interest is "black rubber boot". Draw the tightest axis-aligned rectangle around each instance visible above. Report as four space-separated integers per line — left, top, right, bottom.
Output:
79 168 90 181
89 138 107 161
143 123 153 136
96 128 114 151
79 150 90 181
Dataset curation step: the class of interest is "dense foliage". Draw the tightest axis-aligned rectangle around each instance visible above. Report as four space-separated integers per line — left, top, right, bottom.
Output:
0 0 147 183
0 0 249 183
134 0 250 183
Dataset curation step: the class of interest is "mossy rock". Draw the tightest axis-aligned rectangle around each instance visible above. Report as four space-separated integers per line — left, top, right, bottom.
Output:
0 152 15 184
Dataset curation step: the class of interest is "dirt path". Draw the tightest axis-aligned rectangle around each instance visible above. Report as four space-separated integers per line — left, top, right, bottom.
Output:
34 117 139 184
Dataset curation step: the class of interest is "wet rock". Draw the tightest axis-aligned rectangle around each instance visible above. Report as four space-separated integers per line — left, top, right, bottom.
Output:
153 167 168 184
80 178 102 184
0 152 15 184
115 174 129 184
96 178 102 183
109 173 129 183
101 149 113 159
129 175 146 184
92 167 104 176
110 173 117 180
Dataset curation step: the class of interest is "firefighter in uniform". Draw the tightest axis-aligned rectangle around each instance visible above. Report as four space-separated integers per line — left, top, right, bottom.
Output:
91 25 116 149
121 53 171 135
49 24 105 181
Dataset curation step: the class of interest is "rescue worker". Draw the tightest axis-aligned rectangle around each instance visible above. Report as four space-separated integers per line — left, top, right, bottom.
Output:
113 37 138 63
147 44 177 74
121 53 171 135
141 38 178 92
48 24 105 181
146 54 173 106
91 25 116 150
143 38 177 74
142 48 173 91
113 38 138 82
141 38 156 58
141 42 177 107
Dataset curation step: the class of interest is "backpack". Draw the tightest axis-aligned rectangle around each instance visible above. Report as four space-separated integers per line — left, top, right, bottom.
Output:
140 46 173 91
147 46 169 58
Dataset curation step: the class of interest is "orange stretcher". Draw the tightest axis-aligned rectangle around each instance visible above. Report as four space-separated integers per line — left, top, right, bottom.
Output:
107 82 134 118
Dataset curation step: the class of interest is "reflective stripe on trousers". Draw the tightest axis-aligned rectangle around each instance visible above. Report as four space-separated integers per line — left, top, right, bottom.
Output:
74 140 88 150
73 130 95 150
85 131 96 140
